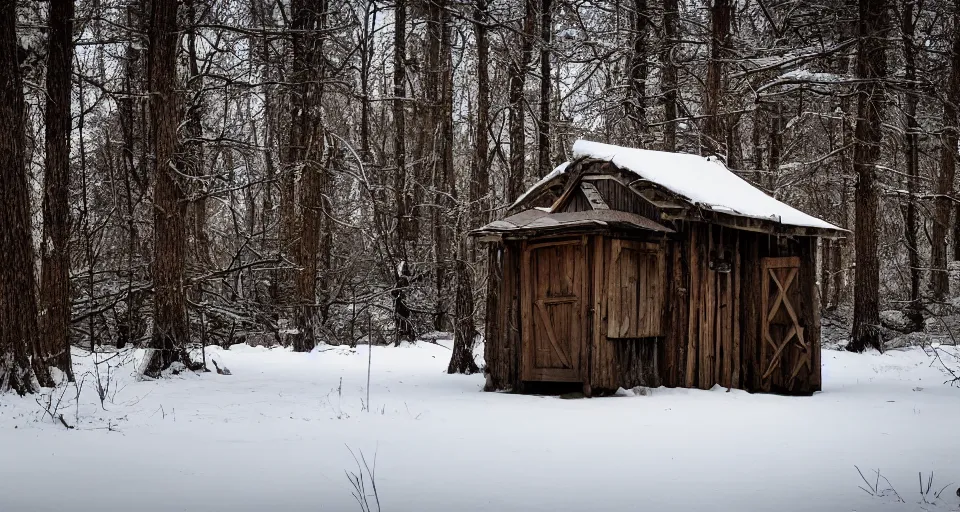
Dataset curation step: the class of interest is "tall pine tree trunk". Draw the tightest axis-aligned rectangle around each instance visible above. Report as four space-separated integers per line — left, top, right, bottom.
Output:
627 0 648 146
900 0 921 327
449 0 492 374
538 0 552 175
39 0 76 381
507 0 536 202
931 3 960 301
848 0 889 353
661 0 678 152
392 0 413 343
289 0 328 352
0 0 42 394
146 0 194 375
703 0 731 158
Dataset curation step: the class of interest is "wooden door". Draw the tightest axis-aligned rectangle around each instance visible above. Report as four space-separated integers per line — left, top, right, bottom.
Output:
760 256 812 392
521 238 587 382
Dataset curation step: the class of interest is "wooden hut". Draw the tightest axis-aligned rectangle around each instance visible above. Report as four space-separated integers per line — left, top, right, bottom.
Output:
472 140 846 396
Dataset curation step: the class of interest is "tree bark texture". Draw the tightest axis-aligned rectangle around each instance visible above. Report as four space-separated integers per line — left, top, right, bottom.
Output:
848 0 888 353
289 0 329 352
537 0 552 176
900 0 921 327
627 0 648 146
507 0 536 202
472 0 491 231
931 3 960 301
661 0 678 152
146 0 193 375
0 0 42 394
703 0 731 158
39 0 76 381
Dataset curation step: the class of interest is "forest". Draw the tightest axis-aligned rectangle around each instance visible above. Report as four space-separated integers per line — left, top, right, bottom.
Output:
1 0 960 395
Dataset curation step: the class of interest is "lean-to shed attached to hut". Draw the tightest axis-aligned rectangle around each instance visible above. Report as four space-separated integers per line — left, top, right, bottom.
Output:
472 141 846 396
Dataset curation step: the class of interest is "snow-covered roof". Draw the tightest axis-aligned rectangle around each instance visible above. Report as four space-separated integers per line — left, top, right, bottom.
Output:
533 140 840 232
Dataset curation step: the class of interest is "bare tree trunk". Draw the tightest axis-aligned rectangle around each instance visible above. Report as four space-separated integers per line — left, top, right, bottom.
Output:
392 0 413 343
931 2 960 301
39 0 76 381
289 0 328 352
848 0 889 353
437 0 456 331
448 253 479 374
0 0 42 394
538 0 552 175
900 0 922 328
450 0 492 374
473 0 491 229
507 0 536 202
660 0 678 152
146 0 194 375
184 0 210 275
118 2 146 351
703 0 731 158
627 0 648 147
767 102 782 191
359 0 376 161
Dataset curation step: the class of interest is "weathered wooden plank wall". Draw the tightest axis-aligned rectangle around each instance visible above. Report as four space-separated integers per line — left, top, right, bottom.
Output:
658 225 821 394
484 242 522 391
658 240 688 388
588 236 661 393
485 226 821 395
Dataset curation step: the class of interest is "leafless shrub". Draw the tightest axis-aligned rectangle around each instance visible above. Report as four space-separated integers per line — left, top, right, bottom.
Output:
855 466 904 503
345 446 380 512
35 378 74 429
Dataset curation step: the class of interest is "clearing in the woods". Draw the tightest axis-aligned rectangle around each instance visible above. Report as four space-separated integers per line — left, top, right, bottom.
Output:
0 341 958 512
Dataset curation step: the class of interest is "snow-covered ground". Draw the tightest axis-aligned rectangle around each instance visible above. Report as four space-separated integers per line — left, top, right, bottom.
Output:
1 342 958 512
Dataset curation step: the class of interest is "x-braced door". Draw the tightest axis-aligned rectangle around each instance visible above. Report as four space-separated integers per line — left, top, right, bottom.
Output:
521 238 587 382
760 256 812 393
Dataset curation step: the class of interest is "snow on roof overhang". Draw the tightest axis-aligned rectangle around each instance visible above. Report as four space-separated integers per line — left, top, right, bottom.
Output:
507 140 847 237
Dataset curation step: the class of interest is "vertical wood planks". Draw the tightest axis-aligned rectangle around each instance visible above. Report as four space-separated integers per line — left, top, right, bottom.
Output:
520 240 533 382
731 231 741 389
685 226 699 388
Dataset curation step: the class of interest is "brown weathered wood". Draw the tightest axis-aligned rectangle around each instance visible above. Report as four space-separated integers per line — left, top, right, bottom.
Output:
759 254 811 393
803 238 822 392
520 241 533 381
592 237 614 390
685 227 699 388
521 238 585 383
535 299 573 367
731 232 741 389
485 242 523 391
589 235 603 396
699 225 715 389
486 189 825 396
